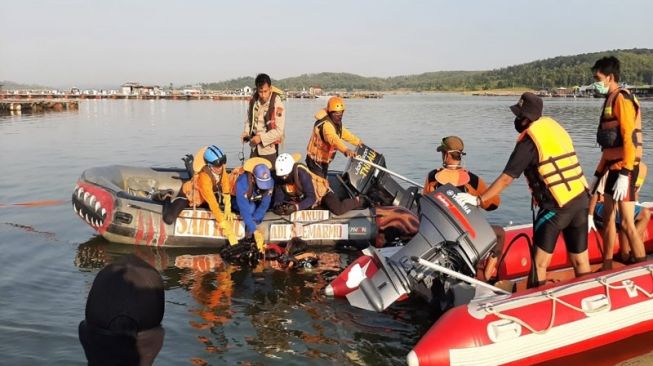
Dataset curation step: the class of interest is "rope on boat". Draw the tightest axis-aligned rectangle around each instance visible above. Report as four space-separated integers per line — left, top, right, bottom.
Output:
482 265 653 336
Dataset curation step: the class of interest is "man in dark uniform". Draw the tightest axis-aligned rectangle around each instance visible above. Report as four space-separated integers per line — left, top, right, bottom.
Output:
456 93 591 287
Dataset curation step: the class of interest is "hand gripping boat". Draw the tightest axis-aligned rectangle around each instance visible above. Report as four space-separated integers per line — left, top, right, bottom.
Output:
407 260 653 366
71 145 420 248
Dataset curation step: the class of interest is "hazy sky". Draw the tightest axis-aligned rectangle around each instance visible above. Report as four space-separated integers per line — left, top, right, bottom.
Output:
1 0 652 88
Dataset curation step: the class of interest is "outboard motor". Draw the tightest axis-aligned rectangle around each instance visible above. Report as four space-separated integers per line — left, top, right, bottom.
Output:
337 144 419 210
346 184 497 312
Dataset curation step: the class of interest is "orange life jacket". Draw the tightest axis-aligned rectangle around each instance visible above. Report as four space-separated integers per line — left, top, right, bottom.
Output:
306 109 342 164
281 163 330 207
423 167 500 210
597 88 642 169
182 165 225 208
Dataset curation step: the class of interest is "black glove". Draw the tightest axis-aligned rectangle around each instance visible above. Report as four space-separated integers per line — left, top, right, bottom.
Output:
182 154 194 176
282 203 297 215
273 203 297 216
272 204 286 216
220 237 261 265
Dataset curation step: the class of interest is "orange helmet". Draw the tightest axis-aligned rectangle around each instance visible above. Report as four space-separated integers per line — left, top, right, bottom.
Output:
326 96 345 113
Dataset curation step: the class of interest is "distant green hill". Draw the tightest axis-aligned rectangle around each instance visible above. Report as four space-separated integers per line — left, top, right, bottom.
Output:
0 80 49 90
202 48 653 92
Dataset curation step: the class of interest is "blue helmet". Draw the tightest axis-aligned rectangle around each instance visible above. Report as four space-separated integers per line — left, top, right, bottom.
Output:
204 145 226 167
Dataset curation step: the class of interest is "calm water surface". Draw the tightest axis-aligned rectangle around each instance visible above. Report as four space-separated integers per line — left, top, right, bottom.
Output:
1 94 652 365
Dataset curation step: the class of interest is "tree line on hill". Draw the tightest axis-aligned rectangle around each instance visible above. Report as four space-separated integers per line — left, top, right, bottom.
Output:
201 49 653 92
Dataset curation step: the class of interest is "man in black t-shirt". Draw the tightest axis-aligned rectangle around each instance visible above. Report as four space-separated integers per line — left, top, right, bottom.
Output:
456 93 591 288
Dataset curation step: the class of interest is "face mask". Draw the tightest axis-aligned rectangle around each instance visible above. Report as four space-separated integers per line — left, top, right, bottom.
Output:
592 81 609 95
514 116 528 133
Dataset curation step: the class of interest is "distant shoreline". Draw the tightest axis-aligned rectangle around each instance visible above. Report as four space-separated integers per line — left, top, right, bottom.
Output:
381 88 534 96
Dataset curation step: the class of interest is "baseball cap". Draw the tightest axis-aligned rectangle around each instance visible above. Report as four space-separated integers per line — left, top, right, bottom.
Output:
253 164 273 190
437 136 465 153
510 92 543 122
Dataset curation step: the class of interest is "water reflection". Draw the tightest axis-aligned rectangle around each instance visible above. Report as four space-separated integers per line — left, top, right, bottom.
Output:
72 237 437 365
5 95 653 365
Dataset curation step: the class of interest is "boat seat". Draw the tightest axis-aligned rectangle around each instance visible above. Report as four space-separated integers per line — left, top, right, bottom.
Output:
125 176 181 201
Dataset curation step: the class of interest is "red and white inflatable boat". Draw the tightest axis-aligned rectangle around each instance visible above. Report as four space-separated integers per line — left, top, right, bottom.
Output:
407 260 653 366
326 207 653 298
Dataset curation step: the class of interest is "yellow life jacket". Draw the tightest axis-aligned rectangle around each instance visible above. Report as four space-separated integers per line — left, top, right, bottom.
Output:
281 163 330 207
306 109 342 164
597 88 642 169
518 116 588 207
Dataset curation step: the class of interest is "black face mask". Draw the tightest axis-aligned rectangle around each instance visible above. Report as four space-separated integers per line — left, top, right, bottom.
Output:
514 116 528 133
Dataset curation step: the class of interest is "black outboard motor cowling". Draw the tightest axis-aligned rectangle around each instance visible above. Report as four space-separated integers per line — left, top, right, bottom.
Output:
343 145 385 196
346 184 497 312
341 144 418 210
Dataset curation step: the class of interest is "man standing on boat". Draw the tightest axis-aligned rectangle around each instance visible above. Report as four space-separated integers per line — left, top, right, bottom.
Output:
589 162 650 264
589 56 646 269
242 73 285 167
305 96 364 177
456 92 591 287
423 135 504 281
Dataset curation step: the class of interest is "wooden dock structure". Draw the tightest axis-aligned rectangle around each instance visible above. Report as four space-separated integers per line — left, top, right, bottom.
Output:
0 99 79 113
0 92 250 101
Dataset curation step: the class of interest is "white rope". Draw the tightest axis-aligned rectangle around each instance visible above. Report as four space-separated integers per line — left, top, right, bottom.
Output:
482 266 653 335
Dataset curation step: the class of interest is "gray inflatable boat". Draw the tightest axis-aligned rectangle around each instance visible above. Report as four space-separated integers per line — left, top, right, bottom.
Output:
72 146 420 248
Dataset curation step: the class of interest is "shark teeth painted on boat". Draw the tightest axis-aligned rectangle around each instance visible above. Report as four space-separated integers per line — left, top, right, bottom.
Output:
72 186 107 230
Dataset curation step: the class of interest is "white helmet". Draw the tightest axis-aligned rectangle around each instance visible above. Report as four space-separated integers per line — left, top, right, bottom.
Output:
275 153 295 177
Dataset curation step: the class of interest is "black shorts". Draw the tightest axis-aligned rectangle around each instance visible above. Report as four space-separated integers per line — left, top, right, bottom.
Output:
603 165 639 202
533 193 589 254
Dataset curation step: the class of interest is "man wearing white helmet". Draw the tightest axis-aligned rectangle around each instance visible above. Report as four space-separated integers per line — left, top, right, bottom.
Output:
272 153 363 216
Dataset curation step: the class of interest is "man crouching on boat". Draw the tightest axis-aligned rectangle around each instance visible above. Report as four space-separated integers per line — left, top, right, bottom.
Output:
456 93 591 287
228 157 274 253
424 135 505 281
272 153 364 216
162 145 238 245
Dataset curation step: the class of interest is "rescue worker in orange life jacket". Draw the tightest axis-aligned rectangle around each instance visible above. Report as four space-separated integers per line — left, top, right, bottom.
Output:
273 153 363 216
241 73 285 167
162 145 238 245
423 135 504 281
305 96 364 178
588 162 650 264
456 93 591 288
589 56 646 269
